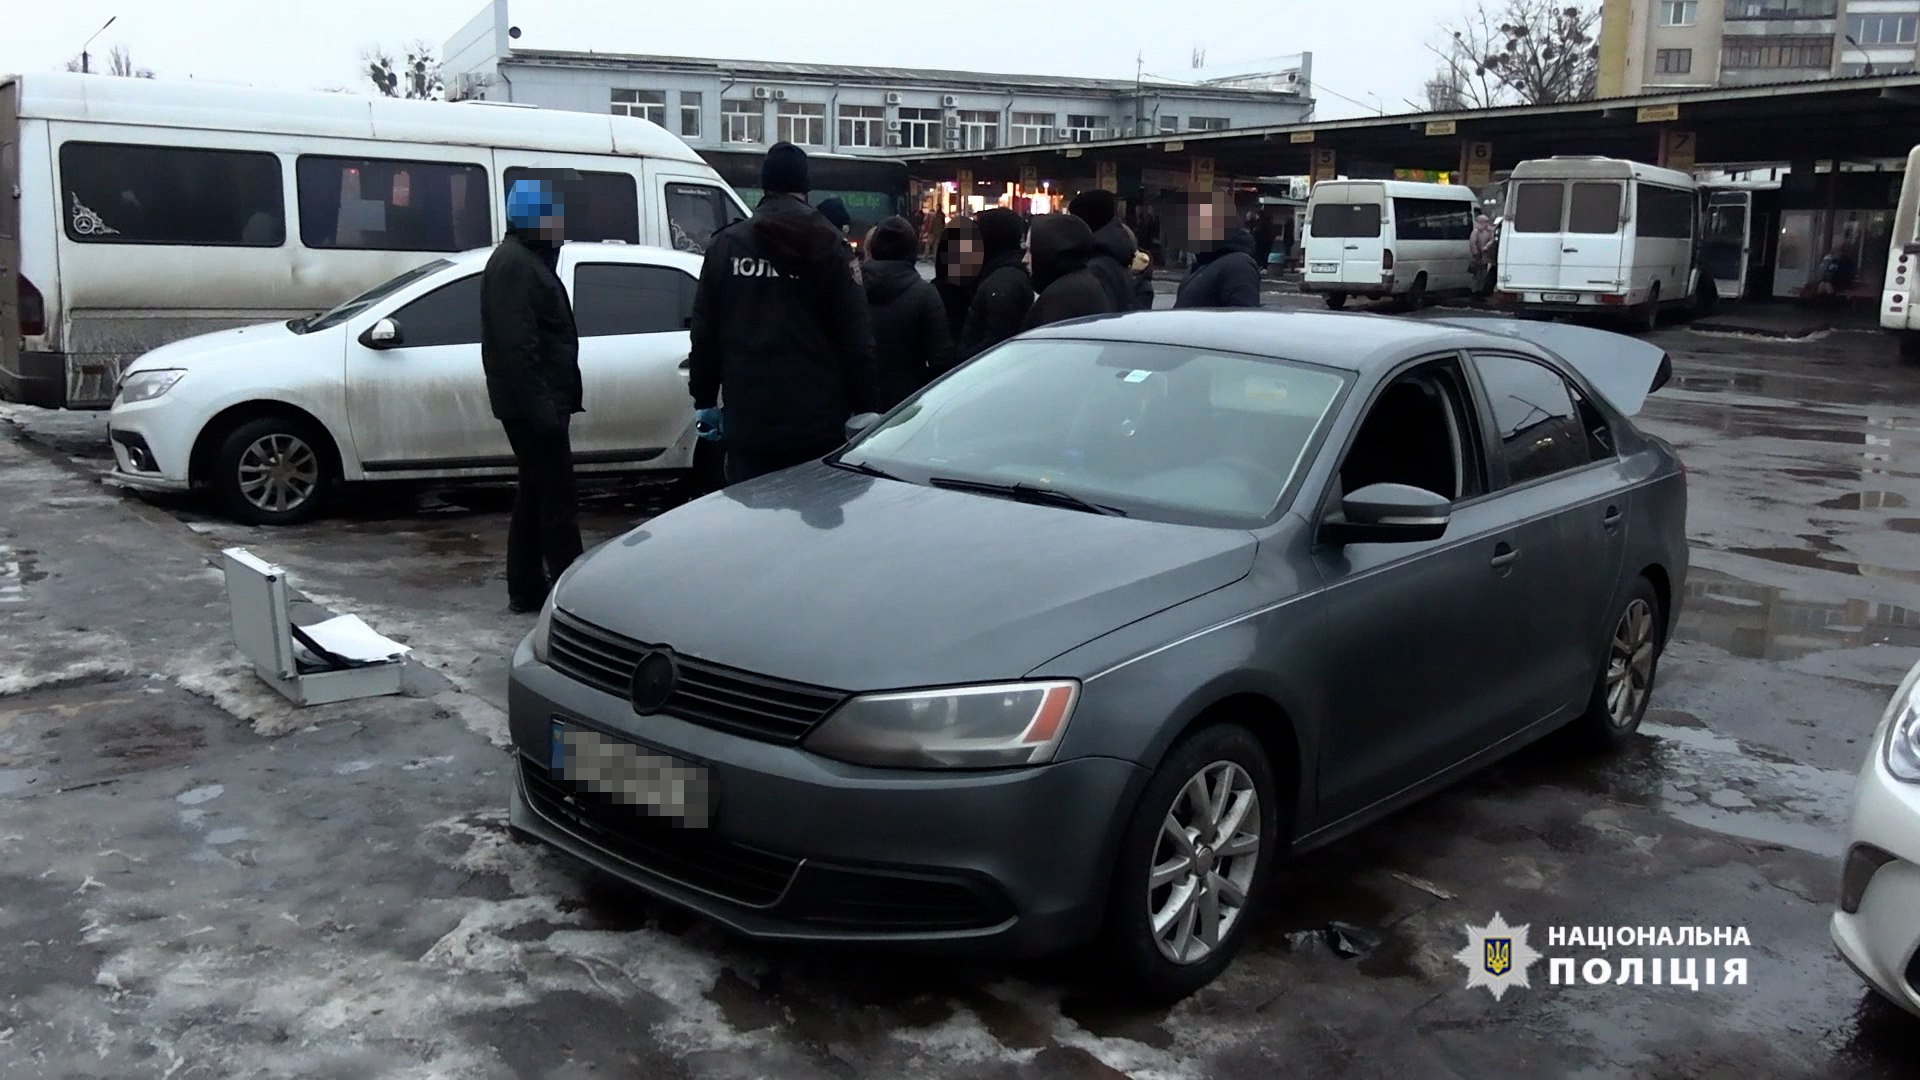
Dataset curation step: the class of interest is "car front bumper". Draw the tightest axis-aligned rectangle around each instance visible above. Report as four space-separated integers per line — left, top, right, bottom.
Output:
506 633 1147 955
106 393 197 492
1831 745 1920 1019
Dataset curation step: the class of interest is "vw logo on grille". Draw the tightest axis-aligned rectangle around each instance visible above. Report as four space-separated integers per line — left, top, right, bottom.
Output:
629 648 678 715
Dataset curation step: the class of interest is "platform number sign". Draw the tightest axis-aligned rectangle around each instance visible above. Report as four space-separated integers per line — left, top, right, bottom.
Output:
1312 148 1337 183
1463 141 1493 188
1658 130 1696 172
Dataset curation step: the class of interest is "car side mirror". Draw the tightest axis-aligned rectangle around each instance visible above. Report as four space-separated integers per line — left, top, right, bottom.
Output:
1320 482 1452 545
845 412 883 441
361 318 402 349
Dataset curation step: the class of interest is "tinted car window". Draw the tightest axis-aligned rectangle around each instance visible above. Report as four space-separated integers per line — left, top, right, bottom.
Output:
1636 183 1695 240
1510 182 1564 233
302 259 453 333
1392 198 1473 241
1476 353 1596 484
573 263 693 337
504 168 640 244
387 275 483 348
297 155 491 252
60 142 284 246
666 183 746 255
1309 203 1382 239
1568 182 1623 234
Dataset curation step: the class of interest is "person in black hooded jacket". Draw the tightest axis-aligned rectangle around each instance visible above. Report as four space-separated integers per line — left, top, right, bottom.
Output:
1068 189 1153 312
1022 213 1116 330
958 208 1033 359
863 216 955 410
1175 191 1263 309
688 142 877 484
932 215 983 341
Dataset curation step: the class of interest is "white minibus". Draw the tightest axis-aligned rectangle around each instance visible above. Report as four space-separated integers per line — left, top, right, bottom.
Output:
1301 179 1479 310
0 72 749 407
1879 144 1920 357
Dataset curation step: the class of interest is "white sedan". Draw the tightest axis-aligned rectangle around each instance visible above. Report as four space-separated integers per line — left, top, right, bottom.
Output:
1832 656 1920 1019
107 243 704 524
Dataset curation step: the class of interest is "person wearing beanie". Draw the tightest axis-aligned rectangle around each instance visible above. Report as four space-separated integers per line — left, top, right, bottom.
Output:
687 141 878 484
958 208 1034 359
862 215 955 409
481 174 584 612
1021 213 1117 331
1068 188 1151 312
1175 189 1263 310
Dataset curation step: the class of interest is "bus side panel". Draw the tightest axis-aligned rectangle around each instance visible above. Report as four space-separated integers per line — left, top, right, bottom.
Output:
0 81 20 401
1881 148 1920 334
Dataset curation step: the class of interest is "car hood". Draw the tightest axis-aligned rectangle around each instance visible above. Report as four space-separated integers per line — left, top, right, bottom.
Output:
557 463 1258 691
123 321 302 375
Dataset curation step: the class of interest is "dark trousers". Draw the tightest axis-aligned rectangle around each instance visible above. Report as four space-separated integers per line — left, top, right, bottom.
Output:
724 446 823 485
501 417 583 605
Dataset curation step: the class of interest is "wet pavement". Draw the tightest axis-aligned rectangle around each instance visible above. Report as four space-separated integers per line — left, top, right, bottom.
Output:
2 314 1919 1078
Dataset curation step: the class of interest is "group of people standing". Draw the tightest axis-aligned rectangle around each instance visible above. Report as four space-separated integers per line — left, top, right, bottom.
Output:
476 143 1270 612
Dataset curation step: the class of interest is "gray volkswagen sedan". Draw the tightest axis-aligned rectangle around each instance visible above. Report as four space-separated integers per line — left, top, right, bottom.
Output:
506 309 1687 1001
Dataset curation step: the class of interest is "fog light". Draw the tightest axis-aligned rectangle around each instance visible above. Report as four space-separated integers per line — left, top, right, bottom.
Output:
1840 843 1897 914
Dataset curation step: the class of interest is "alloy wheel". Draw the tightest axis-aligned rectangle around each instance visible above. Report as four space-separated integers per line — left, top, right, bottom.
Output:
1606 598 1656 728
237 433 320 514
1147 760 1261 964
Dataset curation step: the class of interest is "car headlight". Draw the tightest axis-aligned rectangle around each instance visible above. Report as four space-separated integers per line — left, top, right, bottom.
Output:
117 369 184 404
804 680 1078 770
1885 664 1920 784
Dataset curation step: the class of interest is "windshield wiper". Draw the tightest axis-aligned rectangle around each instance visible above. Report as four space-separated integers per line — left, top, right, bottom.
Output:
927 476 1127 517
286 313 319 334
830 458 899 481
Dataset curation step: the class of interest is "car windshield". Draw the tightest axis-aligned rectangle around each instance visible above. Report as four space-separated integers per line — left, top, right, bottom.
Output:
839 338 1350 527
294 259 454 333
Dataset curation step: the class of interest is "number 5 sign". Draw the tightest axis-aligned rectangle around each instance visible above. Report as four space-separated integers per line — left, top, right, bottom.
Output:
1312 148 1337 182
1658 130 1696 172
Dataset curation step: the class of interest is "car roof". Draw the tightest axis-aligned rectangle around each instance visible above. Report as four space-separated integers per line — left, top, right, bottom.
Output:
1019 309 1545 375
444 241 705 275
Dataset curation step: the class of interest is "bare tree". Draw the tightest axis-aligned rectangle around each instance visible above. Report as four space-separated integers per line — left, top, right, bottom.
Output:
1431 0 1600 107
364 41 443 100
65 43 155 78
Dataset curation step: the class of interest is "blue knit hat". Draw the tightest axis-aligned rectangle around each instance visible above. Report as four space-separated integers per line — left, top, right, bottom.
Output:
506 179 561 228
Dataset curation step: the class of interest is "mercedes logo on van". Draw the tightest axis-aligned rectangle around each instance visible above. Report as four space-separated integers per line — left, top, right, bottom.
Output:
629 648 678 715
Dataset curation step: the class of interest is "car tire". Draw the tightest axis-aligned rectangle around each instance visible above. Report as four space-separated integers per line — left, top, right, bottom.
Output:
212 415 335 526
1325 292 1348 311
1635 284 1661 334
1401 275 1427 312
1573 576 1665 750
1100 723 1281 1003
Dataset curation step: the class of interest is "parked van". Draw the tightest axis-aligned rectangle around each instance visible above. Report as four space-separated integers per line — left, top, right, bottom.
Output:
0 73 749 408
1301 180 1479 310
1495 156 1706 332
1879 145 1920 357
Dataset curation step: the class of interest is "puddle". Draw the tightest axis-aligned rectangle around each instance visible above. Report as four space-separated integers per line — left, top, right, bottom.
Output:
1678 566 1920 661
1821 492 1910 511
1727 535 1920 587
1891 519 1920 534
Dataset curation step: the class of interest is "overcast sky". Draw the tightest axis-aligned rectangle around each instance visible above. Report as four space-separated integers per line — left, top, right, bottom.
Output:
1 1 1463 121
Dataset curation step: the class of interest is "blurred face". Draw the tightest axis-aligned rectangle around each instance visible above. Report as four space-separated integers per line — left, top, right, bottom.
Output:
539 211 565 246
944 233 984 278
1189 198 1225 245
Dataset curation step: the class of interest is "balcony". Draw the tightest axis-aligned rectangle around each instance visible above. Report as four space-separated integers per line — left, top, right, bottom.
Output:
1724 1 1837 20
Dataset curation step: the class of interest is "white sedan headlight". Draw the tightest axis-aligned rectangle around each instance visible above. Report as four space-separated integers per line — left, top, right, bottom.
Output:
117 369 184 404
1885 665 1920 784
805 681 1079 769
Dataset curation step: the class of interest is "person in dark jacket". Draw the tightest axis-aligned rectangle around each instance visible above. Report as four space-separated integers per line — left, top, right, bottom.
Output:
1249 209 1276 276
958 208 1033 358
863 216 955 410
1175 191 1263 310
688 142 877 484
482 176 584 612
1021 213 1116 330
932 215 983 341
816 196 861 285
1068 189 1150 312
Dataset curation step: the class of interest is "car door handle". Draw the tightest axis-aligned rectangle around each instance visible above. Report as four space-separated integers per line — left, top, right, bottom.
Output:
678 356 691 371
1490 543 1519 570
1562 247 1579 253
1602 505 1623 530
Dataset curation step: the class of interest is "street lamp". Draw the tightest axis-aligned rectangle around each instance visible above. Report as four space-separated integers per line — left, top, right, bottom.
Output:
1844 35 1876 76
80 15 116 75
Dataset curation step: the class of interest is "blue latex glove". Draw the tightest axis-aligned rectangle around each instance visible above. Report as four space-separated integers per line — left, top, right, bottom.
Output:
694 407 725 442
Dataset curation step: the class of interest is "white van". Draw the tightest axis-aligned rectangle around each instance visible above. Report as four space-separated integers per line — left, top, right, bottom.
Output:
1301 180 1479 310
1879 145 1920 358
0 73 749 408
1495 156 1705 331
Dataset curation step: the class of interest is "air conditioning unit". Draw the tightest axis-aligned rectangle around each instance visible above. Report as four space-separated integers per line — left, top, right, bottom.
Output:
885 92 902 105
944 118 959 131
752 86 771 100
773 89 789 101
945 136 963 149
942 95 958 107
885 133 902 147
1055 128 1071 139
886 119 902 130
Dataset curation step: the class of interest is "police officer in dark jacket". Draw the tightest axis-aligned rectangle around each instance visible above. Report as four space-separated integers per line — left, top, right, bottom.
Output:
482 176 583 612
688 143 877 484
863 216 955 410
1022 214 1116 330
1068 189 1152 312
1175 191 1263 309
958 208 1033 359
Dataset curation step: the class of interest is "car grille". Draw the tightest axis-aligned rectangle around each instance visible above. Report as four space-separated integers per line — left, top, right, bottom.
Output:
520 757 800 907
548 610 847 744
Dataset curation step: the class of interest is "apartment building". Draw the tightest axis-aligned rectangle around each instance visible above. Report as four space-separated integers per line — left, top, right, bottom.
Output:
1598 0 1920 96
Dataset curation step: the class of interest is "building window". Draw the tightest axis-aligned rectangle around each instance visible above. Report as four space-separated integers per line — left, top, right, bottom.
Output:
839 105 885 148
1188 116 1229 131
1158 114 1179 133
777 101 826 146
680 92 702 138
1659 0 1696 26
957 109 999 150
611 88 666 126
1848 14 1919 46
1654 48 1693 74
1843 61 1916 76
59 142 284 246
1720 35 1833 69
1727 0 1836 19
1010 111 1055 146
898 107 942 150
720 99 764 144
1064 114 1110 142
295 155 490 252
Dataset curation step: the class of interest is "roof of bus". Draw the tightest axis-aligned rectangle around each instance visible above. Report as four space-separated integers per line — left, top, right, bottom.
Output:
1509 156 1695 186
1308 179 1478 199
6 72 707 165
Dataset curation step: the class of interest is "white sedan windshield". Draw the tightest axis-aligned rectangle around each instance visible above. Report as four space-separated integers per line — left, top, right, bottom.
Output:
843 338 1349 526
300 259 454 333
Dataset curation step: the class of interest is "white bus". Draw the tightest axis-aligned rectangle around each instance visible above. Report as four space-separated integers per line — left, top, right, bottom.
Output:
1880 145 1920 357
0 73 749 408
1495 156 1708 332
1301 179 1479 310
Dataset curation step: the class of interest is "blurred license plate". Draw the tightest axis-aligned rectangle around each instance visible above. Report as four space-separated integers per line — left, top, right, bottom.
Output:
1310 262 1339 273
1543 292 1580 303
550 720 712 827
